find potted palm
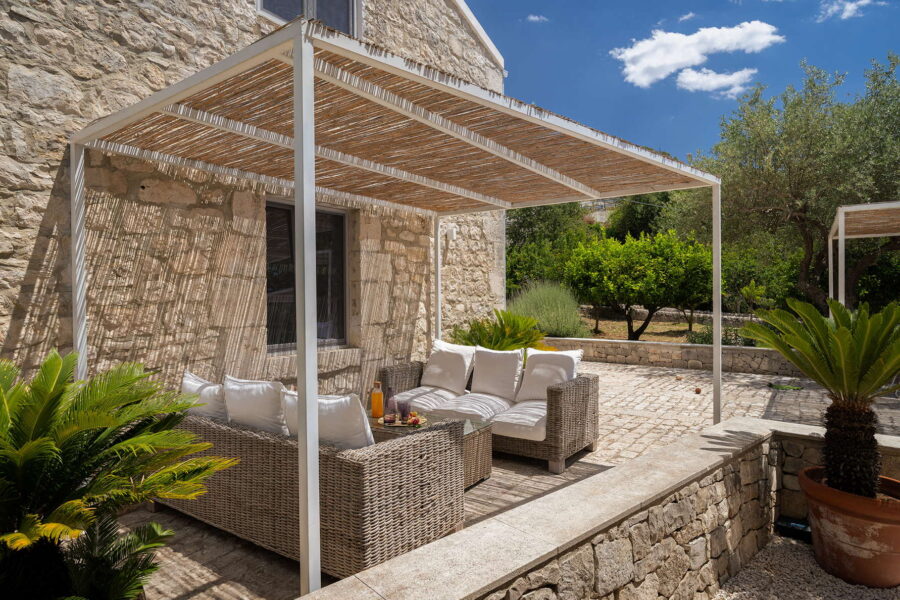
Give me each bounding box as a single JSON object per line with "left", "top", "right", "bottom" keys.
{"left": 0, "top": 350, "right": 236, "bottom": 599}
{"left": 741, "top": 299, "right": 900, "bottom": 587}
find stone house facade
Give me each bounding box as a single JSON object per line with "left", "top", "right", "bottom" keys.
{"left": 0, "top": 0, "right": 506, "bottom": 394}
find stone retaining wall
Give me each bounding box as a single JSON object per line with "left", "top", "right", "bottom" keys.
{"left": 479, "top": 444, "right": 773, "bottom": 600}
{"left": 546, "top": 337, "right": 802, "bottom": 377}
{"left": 306, "top": 419, "right": 900, "bottom": 600}
{"left": 627, "top": 308, "right": 753, "bottom": 329}
{"left": 773, "top": 432, "right": 900, "bottom": 521}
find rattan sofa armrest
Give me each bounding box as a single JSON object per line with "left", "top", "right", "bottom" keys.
{"left": 545, "top": 373, "right": 600, "bottom": 440}
{"left": 377, "top": 361, "right": 425, "bottom": 395}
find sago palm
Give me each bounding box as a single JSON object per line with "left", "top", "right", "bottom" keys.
{"left": 741, "top": 299, "right": 900, "bottom": 497}
{"left": 0, "top": 350, "right": 236, "bottom": 597}
{"left": 449, "top": 309, "right": 550, "bottom": 351}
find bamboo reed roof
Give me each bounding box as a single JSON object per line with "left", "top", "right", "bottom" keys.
{"left": 831, "top": 202, "right": 900, "bottom": 239}
{"left": 77, "top": 19, "right": 718, "bottom": 215}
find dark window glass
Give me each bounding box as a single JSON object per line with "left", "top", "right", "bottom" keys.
{"left": 316, "top": 0, "right": 352, "bottom": 34}
{"left": 261, "top": 0, "right": 303, "bottom": 21}
{"left": 260, "top": 0, "right": 353, "bottom": 34}
{"left": 266, "top": 205, "right": 346, "bottom": 346}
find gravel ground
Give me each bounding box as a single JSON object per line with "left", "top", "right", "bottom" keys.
{"left": 714, "top": 537, "right": 900, "bottom": 600}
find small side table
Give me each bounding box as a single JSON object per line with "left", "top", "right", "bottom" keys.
{"left": 368, "top": 412, "right": 492, "bottom": 488}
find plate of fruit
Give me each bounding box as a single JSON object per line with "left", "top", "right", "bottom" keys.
{"left": 378, "top": 412, "right": 427, "bottom": 427}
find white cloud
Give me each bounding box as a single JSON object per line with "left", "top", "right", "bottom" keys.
{"left": 609, "top": 21, "right": 785, "bottom": 88}
{"left": 526, "top": 14, "right": 549, "bottom": 23}
{"left": 676, "top": 67, "right": 758, "bottom": 98}
{"left": 817, "top": 0, "right": 886, "bottom": 21}
{"left": 678, "top": 12, "right": 697, "bottom": 22}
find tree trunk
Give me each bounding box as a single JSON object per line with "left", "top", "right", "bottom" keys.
{"left": 592, "top": 304, "right": 602, "bottom": 334}
{"left": 823, "top": 403, "right": 881, "bottom": 498}
{"left": 681, "top": 308, "right": 695, "bottom": 332}
{"left": 628, "top": 307, "right": 657, "bottom": 340}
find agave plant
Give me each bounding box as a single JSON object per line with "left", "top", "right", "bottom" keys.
{"left": 741, "top": 299, "right": 900, "bottom": 497}
{"left": 0, "top": 350, "right": 236, "bottom": 597}
{"left": 448, "top": 309, "right": 550, "bottom": 351}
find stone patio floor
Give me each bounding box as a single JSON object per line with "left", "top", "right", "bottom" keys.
{"left": 123, "top": 362, "right": 900, "bottom": 600}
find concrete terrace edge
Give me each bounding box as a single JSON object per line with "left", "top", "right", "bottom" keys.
{"left": 300, "top": 418, "right": 899, "bottom": 599}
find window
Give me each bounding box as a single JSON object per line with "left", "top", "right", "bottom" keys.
{"left": 258, "top": 0, "right": 357, "bottom": 36}
{"left": 265, "top": 204, "right": 347, "bottom": 347}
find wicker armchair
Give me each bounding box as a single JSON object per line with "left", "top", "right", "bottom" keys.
{"left": 379, "top": 361, "right": 600, "bottom": 474}
{"left": 160, "top": 415, "right": 465, "bottom": 579}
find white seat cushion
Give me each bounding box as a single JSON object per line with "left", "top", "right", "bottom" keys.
{"left": 420, "top": 340, "right": 476, "bottom": 396}
{"left": 282, "top": 390, "right": 374, "bottom": 449}
{"left": 515, "top": 348, "right": 583, "bottom": 402}
{"left": 470, "top": 347, "right": 523, "bottom": 401}
{"left": 181, "top": 371, "right": 227, "bottom": 420}
{"left": 224, "top": 376, "right": 288, "bottom": 435}
{"left": 491, "top": 400, "right": 547, "bottom": 441}
{"left": 393, "top": 386, "right": 457, "bottom": 413}
{"left": 430, "top": 392, "right": 512, "bottom": 422}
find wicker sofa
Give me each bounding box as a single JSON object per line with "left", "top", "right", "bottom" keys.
{"left": 160, "top": 415, "right": 465, "bottom": 579}
{"left": 379, "top": 361, "right": 600, "bottom": 473}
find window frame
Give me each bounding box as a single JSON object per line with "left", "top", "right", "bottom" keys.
{"left": 264, "top": 199, "right": 350, "bottom": 352}
{"left": 256, "top": 0, "right": 363, "bottom": 38}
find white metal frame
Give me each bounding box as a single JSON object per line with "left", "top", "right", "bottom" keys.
{"left": 67, "top": 19, "right": 726, "bottom": 595}
{"left": 827, "top": 201, "right": 900, "bottom": 307}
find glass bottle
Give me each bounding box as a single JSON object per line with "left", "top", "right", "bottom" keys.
{"left": 370, "top": 381, "right": 384, "bottom": 419}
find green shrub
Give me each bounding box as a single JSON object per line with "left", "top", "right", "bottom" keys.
{"left": 686, "top": 324, "right": 755, "bottom": 346}
{"left": 0, "top": 350, "right": 236, "bottom": 598}
{"left": 448, "top": 309, "right": 549, "bottom": 350}
{"left": 508, "top": 282, "right": 590, "bottom": 338}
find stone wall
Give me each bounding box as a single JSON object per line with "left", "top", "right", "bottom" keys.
{"left": 0, "top": 0, "right": 506, "bottom": 389}
{"left": 304, "top": 418, "right": 815, "bottom": 600}
{"left": 772, "top": 432, "right": 900, "bottom": 521}
{"left": 547, "top": 337, "right": 803, "bottom": 377}
{"left": 478, "top": 445, "right": 773, "bottom": 600}
{"left": 626, "top": 307, "right": 753, "bottom": 329}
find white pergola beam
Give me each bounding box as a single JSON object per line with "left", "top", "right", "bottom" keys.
{"left": 307, "top": 23, "right": 719, "bottom": 187}
{"left": 293, "top": 29, "right": 321, "bottom": 595}
{"left": 161, "top": 103, "right": 509, "bottom": 209}
{"left": 439, "top": 181, "right": 711, "bottom": 216}
{"left": 86, "top": 139, "right": 436, "bottom": 217}
{"left": 314, "top": 59, "right": 601, "bottom": 200}
{"left": 70, "top": 143, "right": 89, "bottom": 380}
{"left": 72, "top": 22, "right": 300, "bottom": 144}
{"left": 711, "top": 183, "right": 723, "bottom": 425}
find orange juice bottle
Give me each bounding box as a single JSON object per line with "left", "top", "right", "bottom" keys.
{"left": 370, "top": 381, "right": 384, "bottom": 418}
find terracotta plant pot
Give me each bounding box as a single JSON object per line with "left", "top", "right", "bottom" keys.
{"left": 799, "top": 466, "right": 900, "bottom": 588}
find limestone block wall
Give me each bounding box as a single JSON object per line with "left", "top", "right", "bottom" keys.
{"left": 0, "top": 0, "right": 507, "bottom": 387}
{"left": 478, "top": 445, "right": 773, "bottom": 600}
{"left": 772, "top": 432, "right": 900, "bottom": 521}
{"left": 547, "top": 337, "right": 803, "bottom": 377}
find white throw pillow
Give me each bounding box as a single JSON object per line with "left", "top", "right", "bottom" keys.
{"left": 223, "top": 376, "right": 288, "bottom": 435}
{"left": 470, "top": 347, "right": 524, "bottom": 401}
{"left": 181, "top": 371, "right": 227, "bottom": 420}
{"left": 420, "top": 339, "right": 476, "bottom": 396}
{"left": 515, "top": 348, "right": 583, "bottom": 402}
{"left": 282, "top": 390, "right": 374, "bottom": 450}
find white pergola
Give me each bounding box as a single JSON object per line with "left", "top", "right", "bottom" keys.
{"left": 69, "top": 19, "right": 722, "bottom": 594}
{"left": 828, "top": 201, "right": 900, "bottom": 305}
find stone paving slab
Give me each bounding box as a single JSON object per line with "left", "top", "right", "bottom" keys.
{"left": 124, "top": 362, "right": 899, "bottom": 599}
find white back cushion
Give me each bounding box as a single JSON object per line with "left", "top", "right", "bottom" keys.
{"left": 420, "top": 339, "right": 476, "bottom": 395}
{"left": 515, "top": 348, "right": 583, "bottom": 402}
{"left": 182, "top": 371, "right": 227, "bottom": 420}
{"left": 470, "top": 347, "right": 524, "bottom": 401}
{"left": 224, "top": 376, "right": 288, "bottom": 435}
{"left": 282, "top": 390, "right": 374, "bottom": 449}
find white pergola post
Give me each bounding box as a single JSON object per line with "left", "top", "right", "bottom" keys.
{"left": 711, "top": 184, "right": 723, "bottom": 424}
{"left": 434, "top": 216, "right": 442, "bottom": 341}
{"left": 292, "top": 26, "right": 321, "bottom": 595}
{"left": 828, "top": 235, "right": 834, "bottom": 302}
{"left": 837, "top": 209, "right": 846, "bottom": 306}
{"left": 70, "top": 143, "right": 89, "bottom": 380}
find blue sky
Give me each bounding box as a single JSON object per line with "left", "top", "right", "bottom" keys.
{"left": 466, "top": 0, "right": 898, "bottom": 161}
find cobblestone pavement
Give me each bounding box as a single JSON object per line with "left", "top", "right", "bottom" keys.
{"left": 127, "top": 363, "right": 900, "bottom": 599}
